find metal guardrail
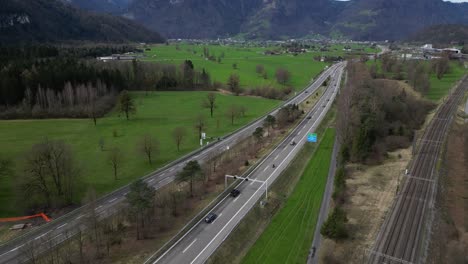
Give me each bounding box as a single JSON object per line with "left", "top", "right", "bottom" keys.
{"left": 143, "top": 64, "right": 344, "bottom": 264}
{"left": 0, "top": 63, "right": 339, "bottom": 254}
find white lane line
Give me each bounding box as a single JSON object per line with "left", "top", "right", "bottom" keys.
{"left": 183, "top": 239, "right": 197, "bottom": 254}
{"left": 148, "top": 65, "right": 341, "bottom": 264}
{"left": 0, "top": 244, "right": 23, "bottom": 257}
{"left": 97, "top": 205, "right": 103, "bottom": 209}
{"left": 169, "top": 168, "right": 174, "bottom": 172}
{"left": 109, "top": 198, "right": 117, "bottom": 203}
{"left": 233, "top": 196, "right": 240, "bottom": 203}
{"left": 148, "top": 178, "right": 155, "bottom": 183}
{"left": 249, "top": 180, "right": 255, "bottom": 186}
{"left": 218, "top": 213, "right": 223, "bottom": 218}
{"left": 263, "top": 167, "right": 268, "bottom": 172}
{"left": 57, "top": 223, "right": 67, "bottom": 229}
{"left": 274, "top": 155, "right": 279, "bottom": 160}
{"left": 190, "top": 72, "right": 337, "bottom": 264}
{"left": 76, "top": 214, "right": 84, "bottom": 220}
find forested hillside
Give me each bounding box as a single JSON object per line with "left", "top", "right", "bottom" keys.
{"left": 0, "top": 0, "right": 164, "bottom": 44}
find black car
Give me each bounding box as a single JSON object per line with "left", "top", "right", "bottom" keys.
{"left": 205, "top": 212, "right": 217, "bottom": 223}
{"left": 230, "top": 189, "right": 241, "bottom": 197}
{"left": 307, "top": 116, "right": 312, "bottom": 119}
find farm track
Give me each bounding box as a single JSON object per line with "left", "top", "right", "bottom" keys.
{"left": 368, "top": 76, "right": 467, "bottom": 264}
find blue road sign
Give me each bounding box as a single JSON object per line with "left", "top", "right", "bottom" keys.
{"left": 307, "top": 133, "right": 317, "bottom": 143}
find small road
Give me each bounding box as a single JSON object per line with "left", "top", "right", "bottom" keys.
{"left": 368, "top": 76, "right": 467, "bottom": 264}
{"left": 146, "top": 64, "right": 345, "bottom": 264}
{"left": 307, "top": 138, "right": 340, "bottom": 264}
{"left": 0, "top": 63, "right": 344, "bottom": 264}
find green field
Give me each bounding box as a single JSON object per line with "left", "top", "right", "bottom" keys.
{"left": 242, "top": 128, "right": 335, "bottom": 264}
{"left": 427, "top": 62, "right": 467, "bottom": 101}
{"left": 367, "top": 60, "right": 467, "bottom": 101}
{"left": 144, "top": 44, "right": 377, "bottom": 91}
{"left": 0, "top": 92, "right": 280, "bottom": 217}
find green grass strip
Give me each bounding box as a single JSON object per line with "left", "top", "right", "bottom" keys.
{"left": 242, "top": 128, "right": 335, "bottom": 264}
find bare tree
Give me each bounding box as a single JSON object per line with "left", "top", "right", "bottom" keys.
{"left": 172, "top": 127, "right": 187, "bottom": 152}
{"left": 275, "top": 68, "right": 291, "bottom": 85}
{"left": 194, "top": 114, "right": 207, "bottom": 140}
{"left": 108, "top": 147, "right": 124, "bottom": 180}
{"left": 202, "top": 92, "right": 217, "bottom": 117}
{"left": 226, "top": 105, "right": 241, "bottom": 125}
{"left": 138, "top": 134, "right": 159, "bottom": 165}
{"left": 83, "top": 188, "right": 101, "bottom": 257}
{"left": 23, "top": 139, "right": 78, "bottom": 207}
{"left": 227, "top": 73, "right": 241, "bottom": 95}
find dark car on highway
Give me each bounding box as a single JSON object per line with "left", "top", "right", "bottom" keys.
{"left": 205, "top": 212, "right": 217, "bottom": 223}
{"left": 230, "top": 189, "right": 240, "bottom": 197}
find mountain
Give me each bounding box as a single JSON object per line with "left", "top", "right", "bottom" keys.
{"left": 333, "top": 0, "right": 468, "bottom": 41}
{"left": 66, "top": 0, "right": 468, "bottom": 40}
{"left": 408, "top": 24, "right": 468, "bottom": 45}
{"left": 66, "top": 0, "right": 133, "bottom": 13}
{"left": 0, "top": 0, "right": 164, "bottom": 44}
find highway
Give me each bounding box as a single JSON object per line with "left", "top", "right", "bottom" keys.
{"left": 146, "top": 63, "right": 345, "bottom": 264}
{"left": 0, "top": 63, "right": 344, "bottom": 264}
{"left": 368, "top": 76, "right": 467, "bottom": 264}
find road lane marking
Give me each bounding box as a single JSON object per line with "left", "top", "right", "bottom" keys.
{"left": 183, "top": 239, "right": 197, "bottom": 254}
{"left": 97, "top": 205, "right": 103, "bottom": 209}
{"left": 147, "top": 65, "right": 342, "bottom": 264}
{"left": 274, "top": 155, "right": 279, "bottom": 160}
{"left": 76, "top": 214, "right": 84, "bottom": 219}
{"left": 249, "top": 180, "right": 255, "bottom": 185}
{"left": 233, "top": 196, "right": 240, "bottom": 203}
{"left": 148, "top": 178, "right": 155, "bottom": 183}
{"left": 57, "top": 223, "right": 67, "bottom": 229}
{"left": 190, "top": 75, "right": 338, "bottom": 264}
{"left": 109, "top": 198, "right": 117, "bottom": 203}
{"left": 263, "top": 167, "right": 268, "bottom": 172}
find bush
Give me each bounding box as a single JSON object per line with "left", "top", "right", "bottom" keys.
{"left": 332, "top": 166, "right": 346, "bottom": 202}
{"left": 321, "top": 206, "right": 348, "bottom": 240}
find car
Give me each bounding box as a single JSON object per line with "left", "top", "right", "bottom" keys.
{"left": 305, "top": 90, "right": 308, "bottom": 93}
{"left": 327, "top": 99, "right": 330, "bottom": 102}
{"left": 230, "top": 189, "right": 240, "bottom": 197}
{"left": 290, "top": 141, "right": 296, "bottom": 146}
{"left": 205, "top": 212, "right": 217, "bottom": 223}
{"left": 322, "top": 105, "right": 326, "bottom": 108}
{"left": 307, "top": 116, "right": 312, "bottom": 119}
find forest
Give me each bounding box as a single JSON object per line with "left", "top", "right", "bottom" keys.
{"left": 0, "top": 45, "right": 214, "bottom": 119}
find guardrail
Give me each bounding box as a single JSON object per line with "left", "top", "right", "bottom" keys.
{"left": 143, "top": 64, "right": 344, "bottom": 264}
{"left": 0, "top": 63, "right": 340, "bottom": 253}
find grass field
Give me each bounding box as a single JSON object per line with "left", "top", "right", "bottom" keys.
{"left": 367, "top": 60, "right": 467, "bottom": 101}
{"left": 427, "top": 62, "right": 467, "bottom": 101}
{"left": 0, "top": 92, "right": 280, "bottom": 217}
{"left": 242, "top": 128, "right": 335, "bottom": 264}
{"left": 144, "top": 44, "right": 377, "bottom": 91}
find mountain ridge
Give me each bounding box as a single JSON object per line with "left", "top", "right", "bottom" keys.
{"left": 0, "top": 0, "right": 164, "bottom": 44}
{"left": 68, "top": 0, "right": 468, "bottom": 41}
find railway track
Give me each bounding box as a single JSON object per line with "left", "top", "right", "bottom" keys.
{"left": 368, "top": 76, "right": 467, "bottom": 264}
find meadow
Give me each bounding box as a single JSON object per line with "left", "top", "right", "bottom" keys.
{"left": 0, "top": 92, "right": 279, "bottom": 217}
{"left": 367, "top": 59, "right": 467, "bottom": 101}
{"left": 242, "top": 128, "right": 335, "bottom": 264}
{"left": 144, "top": 43, "right": 377, "bottom": 91}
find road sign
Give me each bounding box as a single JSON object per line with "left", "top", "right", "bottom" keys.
{"left": 202, "top": 132, "right": 206, "bottom": 139}
{"left": 307, "top": 133, "right": 317, "bottom": 143}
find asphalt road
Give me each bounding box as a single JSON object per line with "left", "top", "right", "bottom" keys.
{"left": 0, "top": 63, "right": 344, "bottom": 264}
{"left": 368, "top": 76, "right": 467, "bottom": 264}
{"left": 148, "top": 64, "right": 345, "bottom": 264}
